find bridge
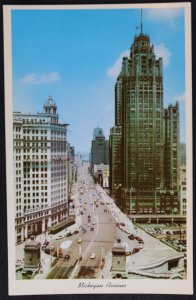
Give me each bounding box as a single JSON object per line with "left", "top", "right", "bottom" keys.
{"left": 129, "top": 214, "right": 186, "bottom": 224}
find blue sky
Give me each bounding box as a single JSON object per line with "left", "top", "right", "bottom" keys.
{"left": 11, "top": 7, "right": 185, "bottom": 153}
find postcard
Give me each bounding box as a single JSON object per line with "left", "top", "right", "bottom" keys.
{"left": 3, "top": 2, "right": 193, "bottom": 295}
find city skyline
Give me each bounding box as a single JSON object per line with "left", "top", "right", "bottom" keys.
{"left": 12, "top": 7, "right": 185, "bottom": 153}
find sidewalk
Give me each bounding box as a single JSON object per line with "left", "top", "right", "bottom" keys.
{"left": 15, "top": 183, "right": 82, "bottom": 279}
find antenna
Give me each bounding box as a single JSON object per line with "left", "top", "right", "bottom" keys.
{"left": 141, "top": 8, "right": 143, "bottom": 34}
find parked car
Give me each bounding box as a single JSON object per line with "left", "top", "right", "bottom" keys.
{"left": 77, "top": 238, "right": 82, "bottom": 243}
{"left": 132, "top": 248, "right": 140, "bottom": 254}
{"left": 128, "top": 234, "right": 134, "bottom": 240}
{"left": 91, "top": 221, "right": 96, "bottom": 225}
{"left": 90, "top": 227, "right": 94, "bottom": 231}
{"left": 139, "top": 243, "right": 144, "bottom": 249}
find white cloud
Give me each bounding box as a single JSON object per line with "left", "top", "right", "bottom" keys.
{"left": 145, "top": 8, "right": 183, "bottom": 23}
{"left": 107, "top": 50, "right": 129, "bottom": 78}
{"left": 173, "top": 92, "right": 186, "bottom": 102}
{"left": 154, "top": 44, "right": 171, "bottom": 67}
{"left": 20, "top": 72, "right": 60, "bottom": 84}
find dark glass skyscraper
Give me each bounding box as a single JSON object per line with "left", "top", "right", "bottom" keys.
{"left": 91, "top": 127, "right": 109, "bottom": 167}
{"left": 110, "top": 28, "right": 179, "bottom": 214}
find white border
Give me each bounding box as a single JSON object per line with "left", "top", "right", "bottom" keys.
{"left": 3, "top": 2, "right": 193, "bottom": 295}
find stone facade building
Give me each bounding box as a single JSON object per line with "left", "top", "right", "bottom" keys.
{"left": 13, "top": 97, "right": 70, "bottom": 243}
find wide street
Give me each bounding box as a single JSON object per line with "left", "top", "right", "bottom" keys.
{"left": 16, "top": 161, "right": 183, "bottom": 280}
{"left": 47, "top": 162, "right": 120, "bottom": 279}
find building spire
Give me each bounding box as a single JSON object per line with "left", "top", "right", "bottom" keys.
{"left": 141, "top": 8, "right": 143, "bottom": 34}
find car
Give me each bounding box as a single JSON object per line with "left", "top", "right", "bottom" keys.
{"left": 90, "top": 253, "right": 96, "bottom": 259}
{"left": 120, "top": 222, "right": 125, "bottom": 226}
{"left": 53, "top": 249, "right": 63, "bottom": 258}
{"left": 64, "top": 254, "right": 70, "bottom": 261}
{"left": 132, "top": 248, "right": 140, "bottom": 254}
{"left": 128, "top": 234, "right": 134, "bottom": 240}
{"left": 91, "top": 221, "right": 96, "bottom": 225}
{"left": 87, "top": 223, "right": 91, "bottom": 227}
{"left": 104, "top": 209, "right": 107, "bottom": 213}
{"left": 73, "top": 230, "right": 79, "bottom": 234}
{"left": 56, "top": 235, "right": 63, "bottom": 240}
{"left": 139, "top": 243, "right": 144, "bottom": 249}
{"left": 77, "top": 238, "right": 82, "bottom": 243}
{"left": 66, "top": 232, "right": 72, "bottom": 237}
{"left": 90, "top": 227, "right": 94, "bottom": 231}
{"left": 117, "top": 238, "right": 121, "bottom": 243}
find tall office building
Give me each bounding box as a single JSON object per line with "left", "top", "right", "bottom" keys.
{"left": 14, "top": 96, "right": 69, "bottom": 243}
{"left": 91, "top": 127, "right": 109, "bottom": 166}
{"left": 109, "top": 22, "right": 180, "bottom": 214}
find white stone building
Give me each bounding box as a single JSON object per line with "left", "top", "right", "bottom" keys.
{"left": 14, "top": 97, "right": 69, "bottom": 243}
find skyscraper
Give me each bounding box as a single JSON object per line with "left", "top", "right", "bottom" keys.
{"left": 110, "top": 19, "right": 179, "bottom": 214}
{"left": 91, "top": 127, "right": 109, "bottom": 167}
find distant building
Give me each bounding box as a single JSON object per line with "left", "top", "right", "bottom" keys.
{"left": 13, "top": 96, "right": 69, "bottom": 243}
{"left": 93, "top": 164, "right": 109, "bottom": 188}
{"left": 91, "top": 127, "right": 109, "bottom": 168}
